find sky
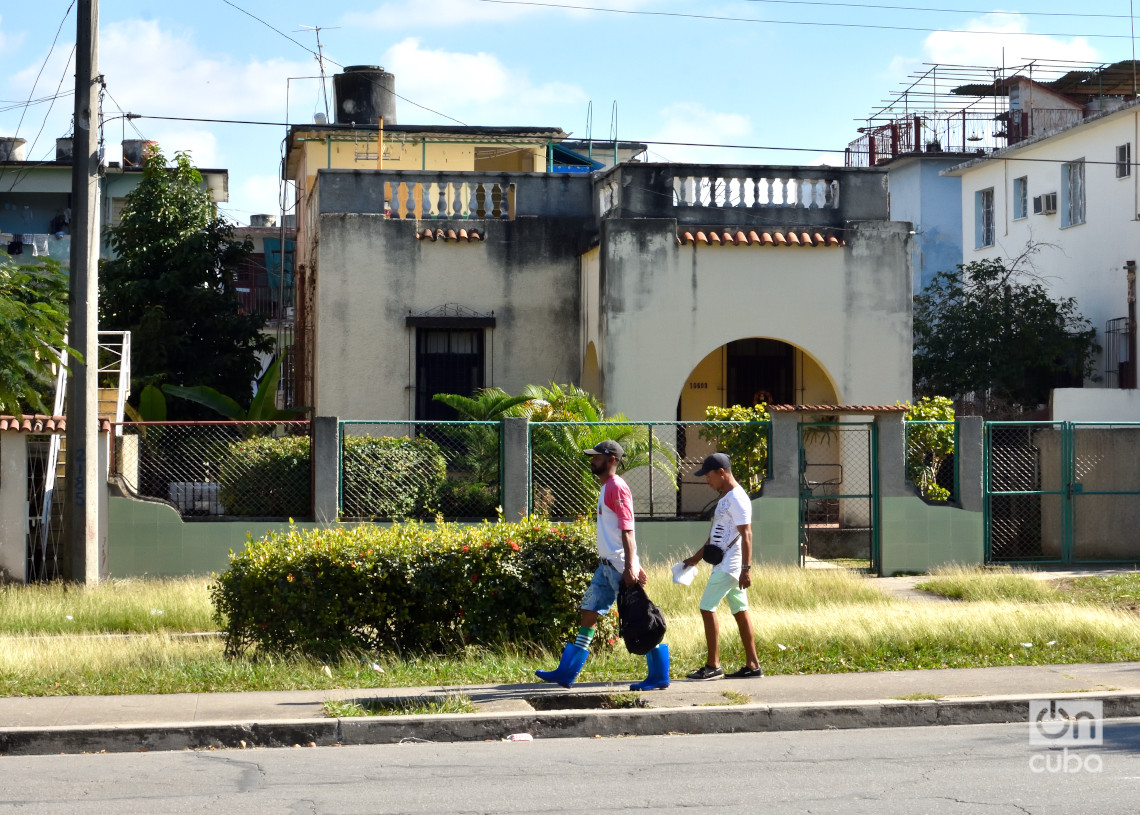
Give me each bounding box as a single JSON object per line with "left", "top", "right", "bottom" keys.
{"left": 0, "top": 1, "right": 1129, "bottom": 224}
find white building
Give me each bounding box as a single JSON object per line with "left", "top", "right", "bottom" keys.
{"left": 945, "top": 94, "right": 1140, "bottom": 420}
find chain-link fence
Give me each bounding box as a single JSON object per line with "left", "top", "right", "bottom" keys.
{"left": 339, "top": 421, "right": 502, "bottom": 521}
{"left": 904, "top": 420, "right": 957, "bottom": 503}
{"left": 529, "top": 421, "right": 771, "bottom": 520}
{"left": 111, "top": 421, "right": 312, "bottom": 519}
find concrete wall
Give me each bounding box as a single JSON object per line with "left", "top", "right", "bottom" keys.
{"left": 311, "top": 212, "right": 588, "bottom": 419}
{"left": 0, "top": 433, "right": 27, "bottom": 582}
{"left": 886, "top": 155, "right": 965, "bottom": 292}
{"left": 1052, "top": 388, "right": 1140, "bottom": 421}
{"left": 598, "top": 219, "right": 913, "bottom": 420}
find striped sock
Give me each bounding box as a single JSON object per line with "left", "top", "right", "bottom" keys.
{"left": 574, "top": 626, "right": 595, "bottom": 649}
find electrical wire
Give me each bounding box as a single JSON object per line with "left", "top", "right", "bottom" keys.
{"left": 739, "top": 0, "right": 1132, "bottom": 20}
{"left": 0, "top": 0, "right": 77, "bottom": 188}
{"left": 218, "top": 0, "right": 469, "bottom": 125}
{"left": 472, "top": 0, "right": 1132, "bottom": 39}
{"left": 3, "top": 44, "right": 77, "bottom": 193}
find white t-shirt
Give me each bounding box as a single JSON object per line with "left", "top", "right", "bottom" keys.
{"left": 708, "top": 484, "right": 751, "bottom": 577}
{"left": 596, "top": 474, "right": 640, "bottom": 573}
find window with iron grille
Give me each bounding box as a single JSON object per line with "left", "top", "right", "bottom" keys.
{"left": 1062, "top": 160, "right": 1085, "bottom": 227}
{"left": 975, "top": 187, "right": 995, "bottom": 248}
{"left": 1013, "top": 176, "right": 1028, "bottom": 220}
{"left": 415, "top": 328, "right": 485, "bottom": 420}
{"left": 1117, "top": 143, "right": 1132, "bottom": 179}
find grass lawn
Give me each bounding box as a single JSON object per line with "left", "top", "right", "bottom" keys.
{"left": 1, "top": 565, "right": 1139, "bottom": 697}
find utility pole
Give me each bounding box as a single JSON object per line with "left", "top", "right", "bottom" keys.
{"left": 66, "top": 0, "right": 102, "bottom": 583}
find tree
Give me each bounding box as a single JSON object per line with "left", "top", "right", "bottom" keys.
{"left": 99, "top": 146, "right": 272, "bottom": 418}
{"left": 0, "top": 256, "right": 77, "bottom": 416}
{"left": 914, "top": 256, "right": 1099, "bottom": 416}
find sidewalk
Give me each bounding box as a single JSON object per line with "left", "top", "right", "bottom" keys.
{"left": 3, "top": 661, "right": 1139, "bottom": 756}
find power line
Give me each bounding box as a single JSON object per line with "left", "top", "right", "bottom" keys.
{"left": 739, "top": 0, "right": 1132, "bottom": 20}
{"left": 473, "top": 0, "right": 1132, "bottom": 39}
{"left": 1, "top": 0, "right": 77, "bottom": 177}
{"left": 218, "top": 0, "right": 469, "bottom": 126}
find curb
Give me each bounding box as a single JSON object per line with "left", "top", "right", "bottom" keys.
{"left": 3, "top": 691, "right": 1139, "bottom": 756}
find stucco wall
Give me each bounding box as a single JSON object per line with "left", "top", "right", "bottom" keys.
{"left": 598, "top": 219, "right": 913, "bottom": 419}
{"left": 887, "top": 155, "right": 964, "bottom": 292}
{"left": 312, "top": 214, "right": 587, "bottom": 418}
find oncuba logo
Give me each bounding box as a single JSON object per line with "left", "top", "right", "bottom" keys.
{"left": 1029, "top": 700, "right": 1103, "bottom": 746}
{"left": 1029, "top": 700, "right": 1104, "bottom": 774}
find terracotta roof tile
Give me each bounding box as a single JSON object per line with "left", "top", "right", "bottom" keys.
{"left": 675, "top": 228, "right": 846, "bottom": 248}
{"left": 0, "top": 415, "right": 113, "bottom": 433}
{"left": 416, "top": 226, "right": 482, "bottom": 242}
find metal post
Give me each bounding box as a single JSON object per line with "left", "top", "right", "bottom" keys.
{"left": 65, "top": 0, "right": 102, "bottom": 583}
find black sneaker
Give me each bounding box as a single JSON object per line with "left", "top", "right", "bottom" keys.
{"left": 686, "top": 664, "right": 724, "bottom": 681}
{"left": 727, "top": 665, "right": 764, "bottom": 678}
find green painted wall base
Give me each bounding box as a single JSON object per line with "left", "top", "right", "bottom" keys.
{"left": 879, "top": 496, "right": 983, "bottom": 576}
{"left": 108, "top": 494, "right": 983, "bottom": 579}
{"left": 107, "top": 497, "right": 323, "bottom": 577}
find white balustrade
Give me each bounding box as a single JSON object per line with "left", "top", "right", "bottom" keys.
{"left": 670, "top": 170, "right": 840, "bottom": 210}
{"left": 380, "top": 177, "right": 516, "bottom": 220}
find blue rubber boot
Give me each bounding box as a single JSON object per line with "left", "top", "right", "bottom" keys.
{"left": 536, "top": 643, "right": 589, "bottom": 688}
{"left": 629, "top": 643, "right": 670, "bottom": 691}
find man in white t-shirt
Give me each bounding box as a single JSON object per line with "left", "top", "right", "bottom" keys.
{"left": 681, "top": 452, "right": 762, "bottom": 680}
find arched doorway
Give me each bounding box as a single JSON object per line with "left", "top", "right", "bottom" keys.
{"left": 678, "top": 338, "right": 838, "bottom": 420}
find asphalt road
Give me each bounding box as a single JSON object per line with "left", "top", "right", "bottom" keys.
{"left": 3, "top": 718, "right": 1139, "bottom": 814}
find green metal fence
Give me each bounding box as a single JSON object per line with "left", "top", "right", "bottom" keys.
{"left": 798, "top": 421, "right": 878, "bottom": 573}
{"left": 339, "top": 420, "right": 502, "bottom": 521}
{"left": 984, "top": 422, "right": 1140, "bottom": 564}
{"left": 528, "top": 421, "right": 771, "bottom": 519}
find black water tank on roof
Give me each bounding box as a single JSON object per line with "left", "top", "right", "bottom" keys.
{"left": 333, "top": 66, "right": 397, "bottom": 126}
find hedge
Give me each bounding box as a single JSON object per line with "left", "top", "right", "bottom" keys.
{"left": 218, "top": 435, "right": 311, "bottom": 517}
{"left": 211, "top": 517, "right": 600, "bottom": 659}
{"left": 341, "top": 435, "right": 447, "bottom": 519}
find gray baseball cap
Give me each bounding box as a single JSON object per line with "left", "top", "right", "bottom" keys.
{"left": 583, "top": 440, "right": 624, "bottom": 458}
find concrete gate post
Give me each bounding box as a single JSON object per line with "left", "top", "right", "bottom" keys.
{"left": 501, "top": 417, "right": 530, "bottom": 522}
{"left": 956, "top": 416, "right": 984, "bottom": 513}
{"left": 0, "top": 433, "right": 28, "bottom": 582}
{"left": 312, "top": 416, "right": 340, "bottom": 524}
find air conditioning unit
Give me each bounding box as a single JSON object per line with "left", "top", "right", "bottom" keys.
{"left": 1033, "top": 193, "right": 1058, "bottom": 215}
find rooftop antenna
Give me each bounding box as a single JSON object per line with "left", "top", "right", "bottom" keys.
{"left": 297, "top": 24, "right": 340, "bottom": 122}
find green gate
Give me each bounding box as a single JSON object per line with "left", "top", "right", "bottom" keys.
{"left": 985, "top": 422, "right": 1140, "bottom": 564}
{"left": 797, "top": 421, "right": 879, "bottom": 574}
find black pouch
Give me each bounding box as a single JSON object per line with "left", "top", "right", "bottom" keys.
{"left": 701, "top": 545, "right": 725, "bottom": 565}
{"left": 701, "top": 534, "right": 739, "bottom": 566}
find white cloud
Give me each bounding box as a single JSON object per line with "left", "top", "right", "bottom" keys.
{"left": 228, "top": 174, "right": 287, "bottom": 220}
{"left": 98, "top": 20, "right": 314, "bottom": 120}
{"left": 343, "top": 0, "right": 657, "bottom": 29}
{"left": 380, "top": 38, "right": 586, "bottom": 125}
{"left": 0, "top": 18, "right": 24, "bottom": 53}
{"left": 644, "top": 102, "right": 754, "bottom": 164}
{"left": 923, "top": 13, "right": 1099, "bottom": 71}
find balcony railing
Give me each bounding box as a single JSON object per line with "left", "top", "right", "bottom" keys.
{"left": 595, "top": 163, "right": 887, "bottom": 226}
{"left": 846, "top": 108, "right": 1088, "bottom": 167}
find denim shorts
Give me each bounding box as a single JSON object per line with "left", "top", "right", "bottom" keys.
{"left": 580, "top": 562, "right": 622, "bottom": 614}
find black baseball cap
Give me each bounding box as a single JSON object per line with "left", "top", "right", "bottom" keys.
{"left": 694, "top": 452, "right": 732, "bottom": 476}
{"left": 583, "top": 440, "right": 624, "bottom": 458}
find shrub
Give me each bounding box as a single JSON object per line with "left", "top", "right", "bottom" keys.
{"left": 902, "top": 396, "right": 955, "bottom": 502}
{"left": 218, "top": 435, "right": 311, "bottom": 517}
{"left": 439, "top": 479, "right": 500, "bottom": 518}
{"left": 699, "top": 404, "right": 771, "bottom": 494}
{"left": 211, "top": 517, "right": 599, "bottom": 659}
{"left": 341, "top": 435, "right": 447, "bottom": 519}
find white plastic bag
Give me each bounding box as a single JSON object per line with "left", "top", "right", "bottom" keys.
{"left": 671, "top": 562, "right": 698, "bottom": 585}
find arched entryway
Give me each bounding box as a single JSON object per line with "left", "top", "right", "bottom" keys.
{"left": 677, "top": 338, "right": 838, "bottom": 420}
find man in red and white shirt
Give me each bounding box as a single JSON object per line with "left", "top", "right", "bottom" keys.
{"left": 536, "top": 439, "right": 649, "bottom": 688}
